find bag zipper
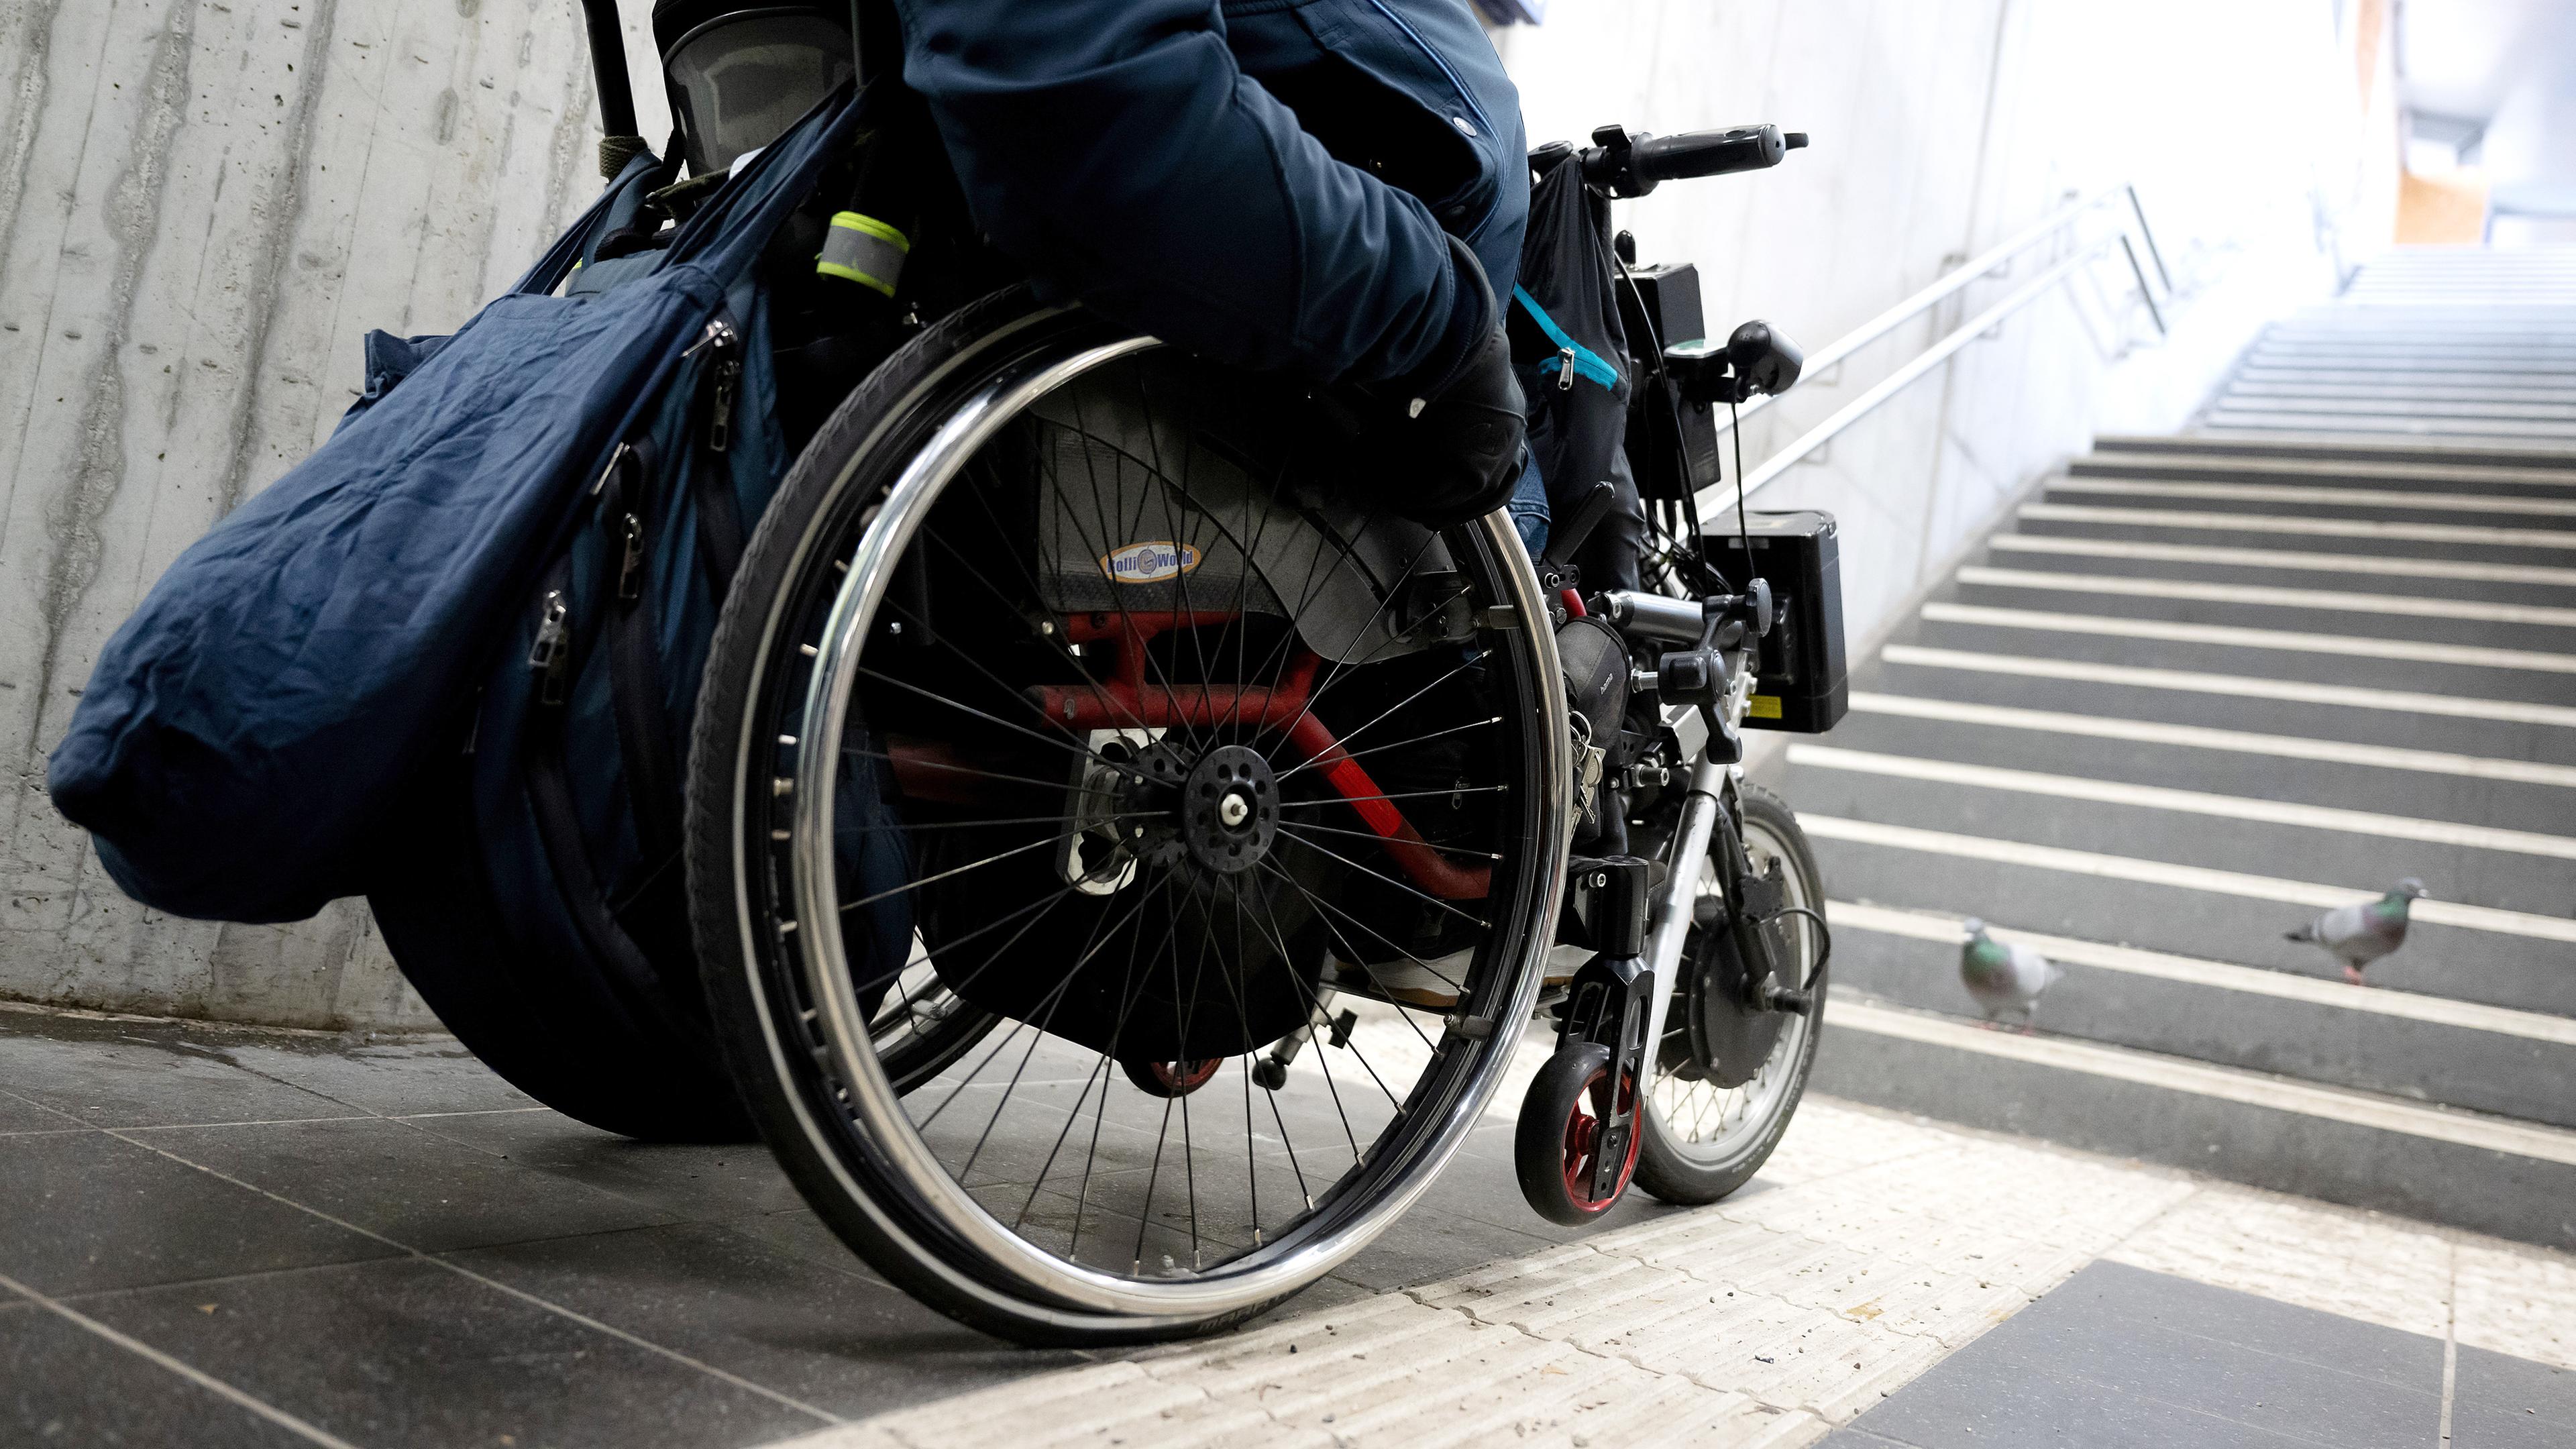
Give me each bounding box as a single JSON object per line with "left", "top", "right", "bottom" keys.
{"left": 529, "top": 590, "right": 572, "bottom": 706}
{"left": 686, "top": 317, "right": 743, "bottom": 455}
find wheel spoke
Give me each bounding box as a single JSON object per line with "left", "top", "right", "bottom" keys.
{"left": 1270, "top": 826, "right": 1491, "bottom": 930}
{"left": 1273, "top": 647, "right": 1492, "bottom": 781}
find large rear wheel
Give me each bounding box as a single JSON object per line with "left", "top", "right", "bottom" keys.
{"left": 688, "top": 290, "right": 1571, "bottom": 1344}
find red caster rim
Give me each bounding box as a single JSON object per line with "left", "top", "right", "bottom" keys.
{"left": 1515, "top": 1043, "right": 1643, "bottom": 1225}
{"left": 1121, "top": 1057, "right": 1223, "bottom": 1097}
{"left": 1560, "top": 1064, "right": 1642, "bottom": 1213}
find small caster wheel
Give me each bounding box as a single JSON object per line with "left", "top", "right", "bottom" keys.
{"left": 1514, "top": 1042, "right": 1642, "bottom": 1226}
{"left": 1121, "top": 1057, "right": 1222, "bottom": 1098}
{"left": 1251, "top": 1057, "right": 1288, "bottom": 1091}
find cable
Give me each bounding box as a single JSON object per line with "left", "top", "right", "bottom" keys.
{"left": 1727, "top": 392, "right": 1752, "bottom": 592}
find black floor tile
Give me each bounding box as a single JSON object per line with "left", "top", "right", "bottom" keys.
{"left": 449, "top": 1220, "right": 1087, "bottom": 1417}
{"left": 2451, "top": 1346, "right": 2576, "bottom": 1448}
{"left": 0, "top": 1030, "right": 352, "bottom": 1129}
{"left": 73, "top": 1255, "right": 830, "bottom": 1449}
{"left": 0, "top": 1132, "right": 392, "bottom": 1295}
{"left": 402, "top": 1108, "right": 808, "bottom": 1222}
{"left": 125, "top": 1117, "right": 680, "bottom": 1254}
{"left": 0, "top": 1301, "right": 314, "bottom": 1448}
{"left": 0, "top": 1087, "right": 74, "bottom": 1134}
{"left": 1328, "top": 1193, "right": 1558, "bottom": 1292}
{"left": 1843, "top": 1262, "right": 2444, "bottom": 1449}
{"left": 714, "top": 1209, "right": 890, "bottom": 1283}
{"left": 214, "top": 1036, "right": 538, "bottom": 1119}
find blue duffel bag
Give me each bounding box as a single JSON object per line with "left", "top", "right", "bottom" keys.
{"left": 51, "top": 87, "right": 865, "bottom": 1137}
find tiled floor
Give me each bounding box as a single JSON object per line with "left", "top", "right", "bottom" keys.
{"left": 9, "top": 1002, "right": 2576, "bottom": 1448}
{"left": 0, "top": 1005, "right": 1652, "bottom": 1446}
{"left": 1827, "top": 1263, "right": 2575, "bottom": 1449}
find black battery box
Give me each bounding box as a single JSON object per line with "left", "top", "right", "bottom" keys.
{"left": 1615, "top": 262, "right": 1723, "bottom": 500}
{"left": 1705, "top": 511, "right": 1847, "bottom": 733}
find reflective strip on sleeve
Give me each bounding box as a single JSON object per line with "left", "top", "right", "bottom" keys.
{"left": 818, "top": 211, "right": 910, "bottom": 296}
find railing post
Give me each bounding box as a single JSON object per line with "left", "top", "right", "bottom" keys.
{"left": 2118, "top": 233, "right": 2168, "bottom": 337}
{"left": 2125, "top": 184, "right": 2174, "bottom": 296}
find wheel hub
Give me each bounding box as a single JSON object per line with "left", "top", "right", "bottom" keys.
{"left": 1180, "top": 745, "right": 1277, "bottom": 875}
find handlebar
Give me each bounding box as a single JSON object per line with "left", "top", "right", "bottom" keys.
{"left": 1623, "top": 125, "right": 1807, "bottom": 187}
{"left": 1537, "top": 123, "right": 1808, "bottom": 199}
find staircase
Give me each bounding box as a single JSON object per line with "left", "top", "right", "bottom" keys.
{"left": 1772, "top": 248, "right": 2576, "bottom": 1250}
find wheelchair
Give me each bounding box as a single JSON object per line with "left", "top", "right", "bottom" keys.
{"left": 578, "top": 0, "right": 1839, "bottom": 1344}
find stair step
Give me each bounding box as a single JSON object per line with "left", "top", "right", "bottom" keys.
{"left": 1916, "top": 598, "right": 2576, "bottom": 679}
{"left": 1870, "top": 645, "right": 2576, "bottom": 763}
{"left": 1788, "top": 741, "right": 2576, "bottom": 864}
{"left": 1794, "top": 813, "right": 2576, "bottom": 1017}
{"left": 2090, "top": 432, "right": 2576, "bottom": 471}
{"left": 2015, "top": 502, "right": 2576, "bottom": 559}
{"left": 1823, "top": 902, "right": 2576, "bottom": 1128}
{"left": 2068, "top": 451, "right": 2576, "bottom": 494}
{"left": 1812, "top": 993, "right": 2576, "bottom": 1252}
{"left": 2047, "top": 476, "right": 2576, "bottom": 520}
{"left": 2202, "top": 413, "right": 2576, "bottom": 443}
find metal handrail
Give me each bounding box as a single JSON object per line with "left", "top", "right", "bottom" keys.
{"left": 1696, "top": 184, "right": 2169, "bottom": 514}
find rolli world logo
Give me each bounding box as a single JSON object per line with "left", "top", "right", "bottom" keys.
{"left": 1099, "top": 541, "right": 1201, "bottom": 585}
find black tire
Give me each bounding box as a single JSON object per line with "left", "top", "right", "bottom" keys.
{"left": 1513, "top": 1042, "right": 1638, "bottom": 1226}
{"left": 688, "top": 289, "right": 1572, "bottom": 1344}
{"left": 1631, "top": 782, "right": 1827, "bottom": 1205}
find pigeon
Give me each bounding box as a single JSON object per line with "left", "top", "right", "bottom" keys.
{"left": 2287, "top": 878, "right": 2428, "bottom": 985}
{"left": 1960, "top": 918, "right": 2062, "bottom": 1032}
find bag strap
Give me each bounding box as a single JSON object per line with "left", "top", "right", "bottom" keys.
{"left": 510, "top": 150, "right": 672, "bottom": 297}
{"left": 657, "top": 81, "right": 869, "bottom": 283}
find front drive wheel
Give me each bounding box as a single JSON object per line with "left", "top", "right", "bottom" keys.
{"left": 687, "top": 289, "right": 1572, "bottom": 1345}
{"left": 1633, "top": 782, "right": 1827, "bottom": 1205}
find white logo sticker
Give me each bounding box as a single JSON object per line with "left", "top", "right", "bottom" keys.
{"left": 1099, "top": 541, "right": 1201, "bottom": 585}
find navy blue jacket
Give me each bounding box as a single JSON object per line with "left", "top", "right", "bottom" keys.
{"left": 892, "top": 0, "right": 1525, "bottom": 386}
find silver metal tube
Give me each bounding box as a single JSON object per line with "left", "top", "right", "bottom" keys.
{"left": 2125, "top": 183, "right": 2174, "bottom": 296}
{"left": 2119, "top": 233, "right": 2167, "bottom": 336}
{"left": 1697, "top": 235, "right": 2119, "bottom": 513}
{"left": 1635, "top": 755, "right": 1727, "bottom": 1083}
{"left": 1601, "top": 590, "right": 1707, "bottom": 642}
{"left": 1709, "top": 186, "right": 2127, "bottom": 439}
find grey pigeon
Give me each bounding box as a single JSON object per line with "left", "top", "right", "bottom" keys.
{"left": 2287, "top": 878, "right": 2428, "bottom": 985}
{"left": 1960, "top": 918, "right": 2062, "bottom": 1032}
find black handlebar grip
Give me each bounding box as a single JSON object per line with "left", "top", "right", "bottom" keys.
{"left": 1631, "top": 125, "right": 1786, "bottom": 184}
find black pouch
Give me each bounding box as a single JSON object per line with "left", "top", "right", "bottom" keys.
{"left": 1509, "top": 151, "right": 1631, "bottom": 515}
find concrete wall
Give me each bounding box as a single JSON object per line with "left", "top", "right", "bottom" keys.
{"left": 0, "top": 0, "right": 624, "bottom": 1029}
{"left": 0, "top": 1, "right": 2369, "bottom": 1030}
{"left": 1496, "top": 0, "right": 2369, "bottom": 659}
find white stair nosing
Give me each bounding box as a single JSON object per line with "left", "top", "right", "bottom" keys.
{"left": 1786, "top": 743, "right": 2576, "bottom": 860}
{"left": 1984, "top": 533, "right": 2576, "bottom": 587}
{"left": 2017, "top": 503, "right": 2576, "bottom": 550}
{"left": 1919, "top": 601, "right": 2576, "bottom": 674}
{"left": 1799, "top": 814, "right": 2576, "bottom": 945}
{"left": 2050, "top": 477, "right": 2576, "bottom": 518}
{"left": 1953, "top": 566, "right": 2576, "bottom": 627}
{"left": 1876, "top": 644, "right": 2576, "bottom": 730}
{"left": 1846, "top": 689, "right": 2576, "bottom": 787}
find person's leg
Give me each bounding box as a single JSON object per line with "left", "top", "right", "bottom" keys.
{"left": 1506, "top": 452, "right": 1548, "bottom": 556}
